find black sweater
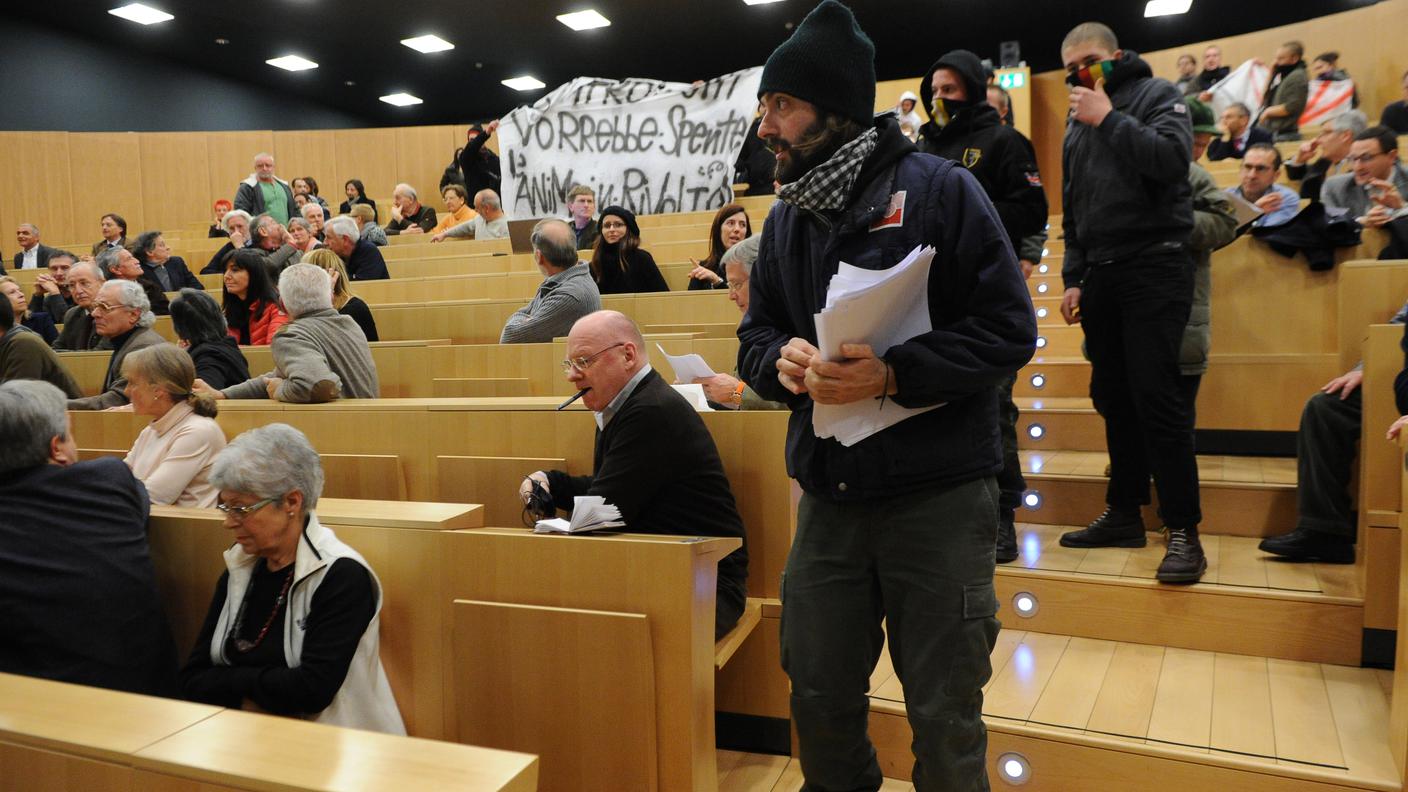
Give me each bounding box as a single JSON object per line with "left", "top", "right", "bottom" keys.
{"left": 188, "top": 336, "right": 251, "bottom": 391}
{"left": 592, "top": 247, "right": 669, "bottom": 295}
{"left": 339, "top": 296, "right": 380, "bottom": 342}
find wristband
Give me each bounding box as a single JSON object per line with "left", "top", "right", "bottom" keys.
{"left": 731, "top": 381, "right": 746, "bottom": 405}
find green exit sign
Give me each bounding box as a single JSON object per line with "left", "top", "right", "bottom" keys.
{"left": 998, "top": 72, "right": 1026, "bottom": 90}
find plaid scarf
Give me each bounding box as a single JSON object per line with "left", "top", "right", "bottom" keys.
{"left": 778, "top": 127, "right": 878, "bottom": 214}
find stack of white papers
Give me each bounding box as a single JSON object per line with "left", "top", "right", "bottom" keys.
{"left": 656, "top": 344, "right": 717, "bottom": 382}
{"left": 534, "top": 496, "right": 625, "bottom": 534}
{"left": 812, "top": 244, "right": 943, "bottom": 447}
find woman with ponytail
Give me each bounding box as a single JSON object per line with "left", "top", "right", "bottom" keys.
{"left": 589, "top": 206, "right": 669, "bottom": 295}
{"left": 121, "top": 343, "right": 227, "bottom": 507}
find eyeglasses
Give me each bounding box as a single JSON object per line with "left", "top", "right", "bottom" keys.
{"left": 216, "top": 497, "right": 277, "bottom": 519}
{"left": 725, "top": 280, "right": 748, "bottom": 293}
{"left": 562, "top": 342, "right": 625, "bottom": 374}
{"left": 89, "top": 301, "right": 129, "bottom": 314}
{"left": 1346, "top": 152, "right": 1388, "bottom": 164}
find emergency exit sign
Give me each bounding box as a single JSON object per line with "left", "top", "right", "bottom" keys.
{"left": 998, "top": 72, "right": 1026, "bottom": 90}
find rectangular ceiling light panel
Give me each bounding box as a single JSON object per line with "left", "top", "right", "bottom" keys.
{"left": 380, "top": 93, "right": 423, "bottom": 106}
{"left": 266, "top": 55, "right": 319, "bottom": 71}
{"left": 742, "top": 0, "right": 786, "bottom": 5}
{"left": 502, "top": 76, "right": 547, "bottom": 91}
{"left": 557, "top": 10, "right": 611, "bottom": 30}
{"left": 401, "top": 35, "right": 455, "bottom": 53}
{"left": 1144, "top": 0, "right": 1193, "bottom": 17}
{"left": 108, "top": 3, "right": 173, "bottom": 24}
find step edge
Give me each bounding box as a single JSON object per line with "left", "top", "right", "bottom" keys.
{"left": 1024, "top": 472, "right": 1297, "bottom": 491}
{"left": 995, "top": 565, "right": 1364, "bottom": 607}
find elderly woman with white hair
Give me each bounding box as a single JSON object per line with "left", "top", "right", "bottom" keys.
{"left": 195, "top": 263, "right": 379, "bottom": 403}
{"left": 687, "top": 236, "right": 785, "bottom": 410}
{"left": 178, "top": 423, "right": 405, "bottom": 734}
{"left": 68, "top": 279, "right": 169, "bottom": 410}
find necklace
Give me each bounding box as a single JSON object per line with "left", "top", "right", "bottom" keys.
{"left": 231, "top": 564, "right": 296, "bottom": 654}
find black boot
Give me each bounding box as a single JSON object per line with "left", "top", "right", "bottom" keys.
{"left": 1156, "top": 526, "right": 1207, "bottom": 583}
{"left": 1258, "top": 528, "right": 1355, "bottom": 564}
{"left": 996, "top": 516, "right": 1018, "bottom": 564}
{"left": 1059, "top": 507, "right": 1147, "bottom": 548}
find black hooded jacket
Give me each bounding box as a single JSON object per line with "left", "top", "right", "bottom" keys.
{"left": 1061, "top": 50, "right": 1193, "bottom": 289}
{"left": 917, "top": 49, "right": 1047, "bottom": 252}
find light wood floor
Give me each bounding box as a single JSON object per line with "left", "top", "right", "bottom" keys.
{"left": 867, "top": 631, "right": 1397, "bottom": 784}
{"left": 717, "top": 750, "right": 913, "bottom": 792}
{"left": 1020, "top": 450, "right": 1297, "bottom": 485}
{"left": 1006, "top": 523, "right": 1361, "bottom": 599}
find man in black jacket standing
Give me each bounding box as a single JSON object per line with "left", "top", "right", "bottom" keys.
{"left": 736, "top": 3, "right": 1036, "bottom": 789}
{"left": 456, "top": 122, "right": 502, "bottom": 198}
{"left": 1057, "top": 22, "right": 1204, "bottom": 582}
{"left": 918, "top": 48, "right": 1047, "bottom": 564}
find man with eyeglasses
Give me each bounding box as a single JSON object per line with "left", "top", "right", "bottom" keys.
{"left": 67, "top": 280, "right": 168, "bottom": 411}
{"left": 1226, "top": 143, "right": 1301, "bottom": 228}
{"left": 499, "top": 218, "right": 601, "bottom": 344}
{"left": 1321, "top": 126, "right": 1408, "bottom": 229}
{"left": 518, "top": 310, "right": 749, "bottom": 640}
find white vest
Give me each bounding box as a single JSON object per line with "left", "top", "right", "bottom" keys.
{"left": 210, "top": 513, "right": 406, "bottom": 735}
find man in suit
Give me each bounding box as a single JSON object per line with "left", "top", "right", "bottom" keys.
{"left": 97, "top": 245, "right": 169, "bottom": 316}
{"left": 0, "top": 379, "right": 178, "bottom": 697}
{"left": 519, "top": 310, "right": 749, "bottom": 640}
{"left": 132, "top": 230, "right": 203, "bottom": 292}
{"left": 1207, "top": 102, "right": 1273, "bottom": 161}
{"left": 52, "top": 259, "right": 105, "bottom": 352}
{"left": 67, "top": 279, "right": 168, "bottom": 410}
{"left": 1321, "top": 126, "right": 1408, "bottom": 229}
{"left": 11, "top": 224, "right": 56, "bottom": 272}
{"left": 1285, "top": 110, "right": 1367, "bottom": 200}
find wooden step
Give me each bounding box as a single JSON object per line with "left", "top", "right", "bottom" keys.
{"left": 996, "top": 523, "right": 1361, "bottom": 664}
{"left": 1015, "top": 356, "right": 1090, "bottom": 398}
{"left": 1014, "top": 397, "right": 1105, "bottom": 452}
{"left": 868, "top": 629, "right": 1396, "bottom": 791}
{"left": 717, "top": 750, "right": 914, "bottom": 791}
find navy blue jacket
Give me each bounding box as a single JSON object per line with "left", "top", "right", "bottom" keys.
{"left": 1206, "top": 125, "right": 1274, "bottom": 161}
{"left": 346, "top": 238, "right": 390, "bottom": 281}
{"left": 142, "top": 255, "right": 204, "bottom": 292}
{"left": 737, "top": 117, "right": 1037, "bottom": 501}
{"left": 21, "top": 310, "right": 58, "bottom": 346}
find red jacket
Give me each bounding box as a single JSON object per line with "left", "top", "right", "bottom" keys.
{"left": 229, "top": 300, "right": 289, "bottom": 346}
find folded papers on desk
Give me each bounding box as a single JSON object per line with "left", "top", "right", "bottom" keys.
{"left": 535, "top": 496, "right": 625, "bottom": 534}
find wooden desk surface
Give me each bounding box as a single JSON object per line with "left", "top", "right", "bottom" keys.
{"left": 0, "top": 673, "right": 220, "bottom": 764}
{"left": 214, "top": 397, "right": 588, "bottom": 412}
{"left": 464, "top": 526, "right": 741, "bottom": 559}
{"left": 150, "top": 499, "right": 484, "bottom": 531}
{"left": 132, "top": 709, "right": 538, "bottom": 792}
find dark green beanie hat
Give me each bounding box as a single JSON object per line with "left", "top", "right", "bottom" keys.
{"left": 759, "top": 0, "right": 876, "bottom": 126}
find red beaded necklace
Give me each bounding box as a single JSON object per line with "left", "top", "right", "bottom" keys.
{"left": 231, "top": 564, "right": 296, "bottom": 654}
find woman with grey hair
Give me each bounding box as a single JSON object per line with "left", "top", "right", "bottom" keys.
{"left": 286, "top": 217, "right": 320, "bottom": 254}
{"left": 178, "top": 423, "right": 405, "bottom": 734}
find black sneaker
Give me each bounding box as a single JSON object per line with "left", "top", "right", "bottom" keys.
{"left": 1156, "top": 526, "right": 1207, "bottom": 583}
{"left": 996, "top": 518, "right": 1019, "bottom": 564}
{"left": 1059, "top": 507, "right": 1147, "bottom": 548}
{"left": 1258, "top": 528, "right": 1355, "bottom": 564}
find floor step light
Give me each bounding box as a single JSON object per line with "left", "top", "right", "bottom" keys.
{"left": 1022, "top": 490, "right": 1042, "bottom": 510}
{"left": 997, "top": 752, "right": 1032, "bottom": 785}
{"left": 1036, "top": 282, "right": 1048, "bottom": 294}
{"left": 1026, "top": 423, "right": 1045, "bottom": 440}
{"left": 1035, "top": 307, "right": 1048, "bottom": 319}
{"left": 1029, "top": 373, "right": 1045, "bottom": 389}
{"left": 1011, "top": 592, "right": 1039, "bottom": 618}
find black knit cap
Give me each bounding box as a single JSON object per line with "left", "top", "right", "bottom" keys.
{"left": 599, "top": 205, "right": 640, "bottom": 238}
{"left": 759, "top": 0, "right": 876, "bottom": 126}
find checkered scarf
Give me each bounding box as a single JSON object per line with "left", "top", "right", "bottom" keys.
{"left": 777, "top": 127, "right": 879, "bottom": 214}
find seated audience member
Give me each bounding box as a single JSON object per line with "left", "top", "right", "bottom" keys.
{"left": 171, "top": 289, "right": 250, "bottom": 390}
{"left": 0, "top": 295, "right": 80, "bottom": 397}
{"left": 519, "top": 311, "right": 749, "bottom": 639}
{"left": 67, "top": 280, "right": 167, "bottom": 410}
{"left": 429, "top": 184, "right": 476, "bottom": 235}
{"left": 323, "top": 215, "right": 390, "bottom": 281}
{"left": 12, "top": 223, "right": 56, "bottom": 271}
{"left": 30, "top": 249, "right": 78, "bottom": 322}
{"left": 456, "top": 120, "right": 502, "bottom": 197}
{"left": 293, "top": 193, "right": 311, "bottom": 212}
{"left": 98, "top": 245, "right": 170, "bottom": 315}
{"left": 432, "top": 189, "right": 509, "bottom": 241}
{"left": 1259, "top": 41, "right": 1309, "bottom": 141}
{"left": 200, "top": 264, "right": 379, "bottom": 402}
{"left": 1194, "top": 44, "right": 1230, "bottom": 96}
{"left": 1, "top": 276, "right": 58, "bottom": 345}
{"left": 222, "top": 248, "right": 289, "bottom": 346}
{"left": 689, "top": 204, "right": 751, "bottom": 290}
{"left": 91, "top": 212, "right": 127, "bottom": 256}
{"left": 590, "top": 206, "right": 668, "bottom": 294}
{"left": 1227, "top": 143, "right": 1301, "bottom": 228}
{"left": 384, "top": 183, "right": 437, "bottom": 235}
{"left": 1173, "top": 53, "right": 1198, "bottom": 95}
{"left": 179, "top": 423, "right": 405, "bottom": 734}
{"left": 303, "top": 249, "right": 378, "bottom": 342}
{"left": 349, "top": 203, "right": 389, "bottom": 247}
{"left": 0, "top": 380, "right": 179, "bottom": 697}
{"left": 133, "top": 230, "right": 203, "bottom": 292}
{"left": 1206, "top": 103, "right": 1272, "bottom": 161}
{"left": 53, "top": 259, "right": 106, "bottom": 351}
{"left": 688, "top": 236, "right": 784, "bottom": 411}
{"left": 1381, "top": 70, "right": 1408, "bottom": 135}
{"left": 565, "top": 184, "right": 598, "bottom": 249}
{"left": 209, "top": 199, "right": 233, "bottom": 238}
{"left": 895, "top": 90, "right": 923, "bottom": 141}
{"left": 301, "top": 202, "right": 326, "bottom": 241}
{"left": 1285, "top": 110, "right": 1367, "bottom": 201}
{"left": 234, "top": 152, "right": 295, "bottom": 224}
{"left": 339, "top": 178, "right": 378, "bottom": 222}
{"left": 1322, "top": 126, "right": 1408, "bottom": 228}
{"left": 291, "top": 176, "right": 331, "bottom": 219}
{"left": 121, "top": 344, "right": 226, "bottom": 507}
{"left": 287, "top": 217, "right": 320, "bottom": 254}
{"left": 251, "top": 214, "right": 302, "bottom": 273}
{"left": 201, "top": 209, "right": 254, "bottom": 274}
{"left": 500, "top": 219, "right": 601, "bottom": 344}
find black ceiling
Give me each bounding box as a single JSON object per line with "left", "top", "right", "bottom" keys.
{"left": 11, "top": 0, "right": 1379, "bottom": 126}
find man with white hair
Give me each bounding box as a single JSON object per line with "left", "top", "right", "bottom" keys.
{"left": 200, "top": 209, "right": 255, "bottom": 274}
{"left": 432, "top": 189, "right": 510, "bottom": 241}
{"left": 233, "top": 152, "right": 295, "bottom": 224}
{"left": 67, "top": 279, "right": 168, "bottom": 410}
{"left": 0, "top": 379, "right": 179, "bottom": 697}
{"left": 10, "top": 223, "right": 56, "bottom": 273}
{"left": 97, "top": 245, "right": 169, "bottom": 316}
{"left": 384, "top": 183, "right": 437, "bottom": 235}
{"left": 196, "top": 263, "right": 379, "bottom": 403}
{"left": 300, "top": 201, "right": 326, "bottom": 241}
{"left": 1285, "top": 110, "right": 1367, "bottom": 200}
{"left": 53, "top": 259, "right": 106, "bottom": 351}
{"left": 323, "top": 215, "right": 389, "bottom": 281}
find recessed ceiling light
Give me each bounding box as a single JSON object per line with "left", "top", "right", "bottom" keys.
{"left": 380, "top": 93, "right": 423, "bottom": 107}
{"left": 108, "top": 3, "right": 173, "bottom": 24}
{"left": 266, "top": 55, "right": 318, "bottom": 72}
{"left": 743, "top": 0, "right": 786, "bottom": 5}
{"left": 557, "top": 9, "right": 611, "bottom": 30}
{"left": 502, "top": 76, "right": 546, "bottom": 91}
{"left": 1144, "top": 0, "right": 1192, "bottom": 17}
{"left": 401, "top": 34, "right": 454, "bottom": 53}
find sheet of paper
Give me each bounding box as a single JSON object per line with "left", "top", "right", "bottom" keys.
{"left": 1226, "top": 192, "right": 1265, "bottom": 228}
{"left": 670, "top": 383, "right": 714, "bottom": 411}
{"left": 656, "top": 344, "right": 718, "bottom": 382}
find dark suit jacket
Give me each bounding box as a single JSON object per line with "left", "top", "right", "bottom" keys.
{"left": 0, "top": 457, "right": 178, "bottom": 697}
{"left": 545, "top": 369, "right": 748, "bottom": 588}
{"left": 67, "top": 326, "right": 167, "bottom": 410}
{"left": 1207, "top": 125, "right": 1274, "bottom": 161}
{"left": 1285, "top": 157, "right": 1343, "bottom": 201}
{"left": 142, "top": 256, "right": 204, "bottom": 292}
{"left": 346, "top": 238, "right": 390, "bottom": 280}
{"left": 11, "top": 243, "right": 56, "bottom": 272}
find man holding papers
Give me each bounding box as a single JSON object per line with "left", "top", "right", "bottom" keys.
{"left": 736, "top": 3, "right": 1036, "bottom": 789}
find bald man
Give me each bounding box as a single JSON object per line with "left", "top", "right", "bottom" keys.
{"left": 520, "top": 310, "right": 749, "bottom": 639}
{"left": 233, "top": 153, "right": 295, "bottom": 225}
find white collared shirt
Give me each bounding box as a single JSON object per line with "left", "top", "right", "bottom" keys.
{"left": 20, "top": 246, "right": 38, "bottom": 269}
{"left": 594, "top": 364, "right": 653, "bottom": 430}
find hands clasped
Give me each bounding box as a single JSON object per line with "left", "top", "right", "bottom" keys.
{"left": 777, "top": 338, "right": 891, "bottom": 405}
